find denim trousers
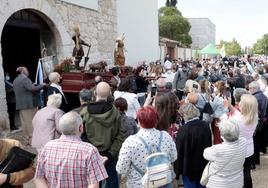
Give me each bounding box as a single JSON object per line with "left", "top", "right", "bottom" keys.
{"left": 101, "top": 158, "right": 119, "bottom": 188}
{"left": 182, "top": 175, "right": 206, "bottom": 188}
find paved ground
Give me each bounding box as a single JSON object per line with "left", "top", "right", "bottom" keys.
{"left": 7, "top": 130, "right": 268, "bottom": 188}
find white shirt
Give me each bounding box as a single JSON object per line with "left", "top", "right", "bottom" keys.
{"left": 116, "top": 128, "right": 177, "bottom": 188}
{"left": 162, "top": 71, "right": 175, "bottom": 83}
{"left": 50, "top": 83, "right": 64, "bottom": 96}
{"left": 203, "top": 138, "right": 247, "bottom": 188}
{"left": 114, "top": 91, "right": 140, "bottom": 119}
{"left": 50, "top": 83, "right": 67, "bottom": 104}
{"left": 164, "top": 60, "right": 172, "bottom": 70}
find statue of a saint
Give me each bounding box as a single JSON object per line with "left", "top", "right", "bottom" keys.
{"left": 114, "top": 34, "right": 126, "bottom": 66}
{"left": 72, "top": 27, "right": 90, "bottom": 69}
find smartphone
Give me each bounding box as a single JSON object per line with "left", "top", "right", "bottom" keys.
{"left": 151, "top": 86, "right": 157, "bottom": 97}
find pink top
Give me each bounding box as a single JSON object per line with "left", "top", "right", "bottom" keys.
{"left": 232, "top": 110, "right": 257, "bottom": 157}
{"left": 31, "top": 106, "right": 64, "bottom": 150}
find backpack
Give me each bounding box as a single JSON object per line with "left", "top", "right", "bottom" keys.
{"left": 197, "top": 94, "right": 214, "bottom": 122}
{"left": 132, "top": 131, "right": 174, "bottom": 188}
{"left": 200, "top": 95, "right": 214, "bottom": 114}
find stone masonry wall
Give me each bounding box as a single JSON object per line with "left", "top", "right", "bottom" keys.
{"left": 0, "top": 0, "right": 117, "bottom": 128}
{"left": 54, "top": 0, "right": 117, "bottom": 65}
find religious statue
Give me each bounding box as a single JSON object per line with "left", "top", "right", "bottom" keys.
{"left": 114, "top": 34, "right": 126, "bottom": 66}
{"left": 72, "top": 27, "right": 91, "bottom": 69}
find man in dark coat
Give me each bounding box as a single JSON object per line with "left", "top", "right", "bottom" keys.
{"left": 47, "top": 72, "right": 68, "bottom": 112}
{"left": 249, "top": 81, "right": 268, "bottom": 167}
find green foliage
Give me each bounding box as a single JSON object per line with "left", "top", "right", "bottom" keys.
{"left": 159, "top": 7, "right": 192, "bottom": 47}
{"left": 253, "top": 34, "right": 268, "bottom": 54}
{"left": 166, "top": 0, "right": 177, "bottom": 7}
{"left": 159, "top": 6, "right": 181, "bottom": 16}
{"left": 219, "top": 39, "right": 242, "bottom": 56}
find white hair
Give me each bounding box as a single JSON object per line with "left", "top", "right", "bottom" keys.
{"left": 47, "top": 94, "right": 62, "bottom": 108}
{"left": 59, "top": 111, "right": 82, "bottom": 135}
{"left": 248, "top": 81, "right": 260, "bottom": 91}
{"left": 49, "top": 72, "right": 60, "bottom": 82}
{"left": 219, "top": 118, "right": 240, "bottom": 142}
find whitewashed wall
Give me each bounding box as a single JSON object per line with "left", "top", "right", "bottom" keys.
{"left": 117, "top": 0, "right": 159, "bottom": 66}
{"left": 177, "top": 47, "right": 198, "bottom": 60}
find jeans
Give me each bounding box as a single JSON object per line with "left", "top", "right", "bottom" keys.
{"left": 244, "top": 156, "right": 253, "bottom": 188}
{"left": 182, "top": 176, "right": 206, "bottom": 188}
{"left": 176, "top": 90, "right": 184, "bottom": 100}
{"left": 138, "top": 94, "right": 146, "bottom": 106}
{"left": 101, "top": 157, "right": 119, "bottom": 188}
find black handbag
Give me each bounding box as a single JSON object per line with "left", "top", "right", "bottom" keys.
{"left": 0, "top": 146, "right": 36, "bottom": 173}
{"left": 0, "top": 147, "right": 36, "bottom": 188}
{"left": 201, "top": 95, "right": 214, "bottom": 114}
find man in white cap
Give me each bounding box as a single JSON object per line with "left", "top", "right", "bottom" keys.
{"left": 163, "top": 60, "right": 175, "bottom": 83}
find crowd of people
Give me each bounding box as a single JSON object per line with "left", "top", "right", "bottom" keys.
{"left": 0, "top": 54, "right": 268, "bottom": 188}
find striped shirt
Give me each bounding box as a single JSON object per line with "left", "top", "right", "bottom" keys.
{"left": 35, "top": 135, "right": 108, "bottom": 188}
{"left": 203, "top": 137, "right": 247, "bottom": 188}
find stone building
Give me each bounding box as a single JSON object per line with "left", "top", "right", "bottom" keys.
{"left": 0, "top": 0, "right": 159, "bottom": 128}
{"left": 188, "top": 18, "right": 216, "bottom": 49}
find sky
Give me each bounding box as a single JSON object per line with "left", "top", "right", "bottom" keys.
{"left": 158, "top": 0, "right": 268, "bottom": 47}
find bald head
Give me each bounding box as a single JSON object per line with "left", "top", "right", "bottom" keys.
{"left": 96, "top": 82, "right": 111, "bottom": 101}
{"left": 94, "top": 75, "right": 103, "bottom": 85}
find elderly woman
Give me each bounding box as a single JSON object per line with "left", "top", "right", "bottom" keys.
{"left": 116, "top": 106, "right": 177, "bottom": 188}
{"left": 47, "top": 72, "right": 68, "bottom": 112}
{"left": 203, "top": 119, "right": 247, "bottom": 188}
{"left": 32, "top": 94, "right": 64, "bottom": 152}
{"left": 175, "top": 103, "right": 211, "bottom": 188}
{"left": 229, "top": 94, "right": 258, "bottom": 188}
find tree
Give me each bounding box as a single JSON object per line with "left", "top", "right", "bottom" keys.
{"left": 219, "top": 39, "right": 242, "bottom": 56}
{"left": 253, "top": 34, "right": 268, "bottom": 55}
{"left": 159, "top": 7, "right": 192, "bottom": 47}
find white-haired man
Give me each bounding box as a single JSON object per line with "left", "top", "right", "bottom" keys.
{"left": 31, "top": 93, "right": 64, "bottom": 152}
{"left": 35, "top": 111, "right": 108, "bottom": 188}
{"left": 248, "top": 81, "right": 268, "bottom": 166}
{"left": 47, "top": 72, "right": 68, "bottom": 112}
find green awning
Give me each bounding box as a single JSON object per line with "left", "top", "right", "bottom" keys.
{"left": 199, "top": 43, "right": 219, "bottom": 55}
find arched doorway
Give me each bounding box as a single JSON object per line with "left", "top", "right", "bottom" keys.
{"left": 1, "top": 9, "right": 56, "bottom": 81}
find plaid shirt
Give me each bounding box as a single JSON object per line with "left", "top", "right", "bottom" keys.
{"left": 35, "top": 135, "right": 108, "bottom": 187}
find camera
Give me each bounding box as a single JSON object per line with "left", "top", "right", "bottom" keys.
{"left": 193, "top": 83, "right": 198, "bottom": 89}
